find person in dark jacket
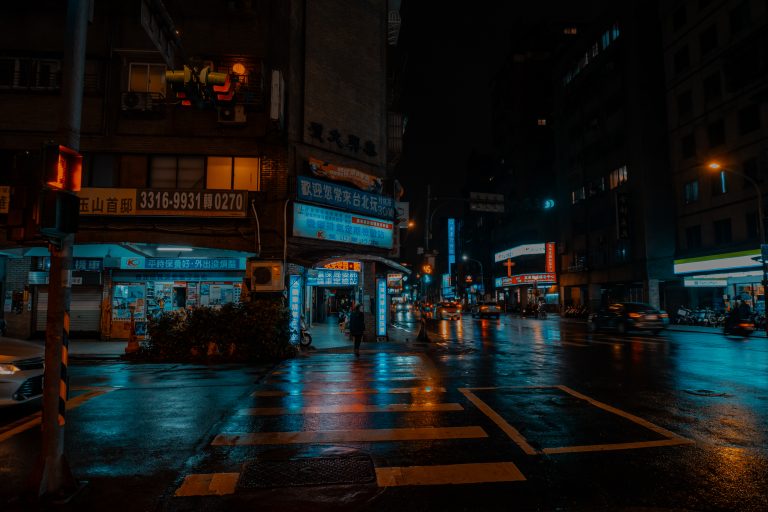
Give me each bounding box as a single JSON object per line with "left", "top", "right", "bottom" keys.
{"left": 349, "top": 304, "right": 365, "bottom": 356}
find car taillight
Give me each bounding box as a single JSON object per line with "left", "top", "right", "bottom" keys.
{"left": 738, "top": 323, "right": 754, "bottom": 328}
{"left": 628, "top": 312, "right": 642, "bottom": 318}
{"left": 660, "top": 313, "right": 668, "bottom": 318}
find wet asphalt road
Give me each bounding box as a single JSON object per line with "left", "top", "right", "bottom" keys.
{"left": 1, "top": 314, "right": 767, "bottom": 511}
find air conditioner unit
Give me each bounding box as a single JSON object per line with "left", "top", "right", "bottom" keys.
{"left": 248, "top": 260, "right": 284, "bottom": 292}
{"left": 121, "top": 91, "right": 153, "bottom": 111}
{"left": 218, "top": 104, "right": 246, "bottom": 124}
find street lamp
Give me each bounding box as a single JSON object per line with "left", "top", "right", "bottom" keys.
{"left": 462, "top": 255, "right": 484, "bottom": 300}
{"left": 707, "top": 161, "right": 767, "bottom": 323}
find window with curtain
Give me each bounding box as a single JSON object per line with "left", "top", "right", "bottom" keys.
{"left": 205, "top": 156, "right": 260, "bottom": 191}
{"left": 149, "top": 156, "right": 205, "bottom": 188}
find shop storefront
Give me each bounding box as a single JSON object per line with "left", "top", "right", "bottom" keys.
{"left": 108, "top": 256, "right": 247, "bottom": 338}
{"left": 493, "top": 243, "right": 558, "bottom": 309}
{"left": 674, "top": 249, "right": 764, "bottom": 313}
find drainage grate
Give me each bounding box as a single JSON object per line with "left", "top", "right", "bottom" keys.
{"left": 237, "top": 455, "right": 376, "bottom": 489}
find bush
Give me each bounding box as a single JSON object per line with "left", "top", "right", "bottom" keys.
{"left": 134, "top": 298, "right": 297, "bottom": 363}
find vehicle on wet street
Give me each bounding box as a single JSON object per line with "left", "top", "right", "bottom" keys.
{"left": 471, "top": 301, "right": 501, "bottom": 319}
{"left": 0, "top": 338, "right": 44, "bottom": 407}
{"left": 436, "top": 301, "right": 461, "bottom": 320}
{"left": 588, "top": 302, "right": 669, "bottom": 335}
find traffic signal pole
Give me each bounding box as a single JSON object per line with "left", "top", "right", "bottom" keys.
{"left": 28, "top": 0, "right": 88, "bottom": 502}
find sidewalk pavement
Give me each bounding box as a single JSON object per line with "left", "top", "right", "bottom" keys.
{"left": 557, "top": 315, "right": 767, "bottom": 337}
{"left": 1, "top": 317, "right": 420, "bottom": 361}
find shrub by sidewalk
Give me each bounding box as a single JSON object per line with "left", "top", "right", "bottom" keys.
{"left": 127, "top": 299, "right": 297, "bottom": 363}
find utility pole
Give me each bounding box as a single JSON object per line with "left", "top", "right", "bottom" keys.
{"left": 424, "top": 184, "right": 431, "bottom": 250}
{"left": 28, "top": 0, "right": 88, "bottom": 502}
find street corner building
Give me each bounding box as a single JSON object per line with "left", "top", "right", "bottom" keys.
{"left": 0, "top": 0, "right": 408, "bottom": 343}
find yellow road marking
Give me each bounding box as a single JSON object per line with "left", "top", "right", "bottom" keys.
{"left": 174, "top": 473, "right": 239, "bottom": 497}
{"left": 0, "top": 388, "right": 114, "bottom": 444}
{"left": 212, "top": 426, "right": 488, "bottom": 445}
{"left": 239, "top": 403, "right": 464, "bottom": 415}
{"left": 460, "top": 385, "right": 693, "bottom": 455}
{"left": 376, "top": 461, "right": 526, "bottom": 486}
{"left": 556, "top": 385, "right": 691, "bottom": 441}
{"left": 543, "top": 438, "right": 694, "bottom": 454}
{"left": 252, "top": 386, "right": 446, "bottom": 397}
{"left": 458, "top": 388, "right": 539, "bottom": 455}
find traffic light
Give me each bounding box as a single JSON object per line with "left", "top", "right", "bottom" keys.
{"left": 422, "top": 264, "right": 433, "bottom": 274}
{"left": 166, "top": 65, "right": 233, "bottom": 106}
{"left": 38, "top": 143, "right": 81, "bottom": 238}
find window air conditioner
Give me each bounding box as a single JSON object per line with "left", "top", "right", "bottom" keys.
{"left": 248, "top": 260, "right": 284, "bottom": 292}
{"left": 121, "top": 91, "right": 153, "bottom": 111}
{"left": 217, "top": 104, "right": 246, "bottom": 124}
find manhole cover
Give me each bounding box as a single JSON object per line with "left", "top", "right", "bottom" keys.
{"left": 237, "top": 455, "right": 376, "bottom": 489}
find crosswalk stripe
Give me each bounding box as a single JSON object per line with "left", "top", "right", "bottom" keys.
{"left": 252, "top": 386, "right": 446, "bottom": 397}
{"left": 174, "top": 473, "right": 239, "bottom": 496}
{"left": 238, "top": 403, "right": 464, "bottom": 415}
{"left": 376, "top": 461, "right": 526, "bottom": 486}
{"left": 211, "top": 426, "right": 487, "bottom": 445}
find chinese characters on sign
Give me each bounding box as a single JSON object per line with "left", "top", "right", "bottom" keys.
{"left": 298, "top": 176, "right": 394, "bottom": 219}
{"left": 307, "top": 123, "right": 378, "bottom": 158}
{"left": 293, "top": 203, "right": 394, "bottom": 249}
{"left": 376, "top": 278, "right": 387, "bottom": 337}
{"left": 0, "top": 186, "right": 9, "bottom": 214}
{"left": 324, "top": 261, "right": 362, "bottom": 271}
{"left": 495, "top": 272, "right": 557, "bottom": 288}
{"left": 289, "top": 275, "right": 302, "bottom": 343}
{"left": 306, "top": 269, "right": 359, "bottom": 286}
{"left": 308, "top": 158, "right": 383, "bottom": 194}
{"left": 77, "top": 188, "right": 248, "bottom": 217}
{"left": 545, "top": 243, "right": 556, "bottom": 273}
{"left": 119, "top": 258, "right": 245, "bottom": 270}
{"left": 494, "top": 243, "right": 547, "bottom": 262}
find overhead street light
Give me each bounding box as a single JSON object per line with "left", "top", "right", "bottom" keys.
{"left": 462, "top": 254, "right": 485, "bottom": 298}
{"left": 707, "top": 160, "right": 767, "bottom": 324}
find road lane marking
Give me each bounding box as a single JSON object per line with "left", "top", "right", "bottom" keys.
{"left": 238, "top": 403, "right": 464, "bottom": 415}
{"left": 555, "top": 385, "right": 693, "bottom": 443}
{"left": 460, "top": 385, "right": 693, "bottom": 455}
{"left": 376, "top": 461, "right": 526, "bottom": 486}
{"left": 543, "top": 438, "right": 693, "bottom": 454}
{"left": 252, "top": 386, "right": 446, "bottom": 397}
{"left": 266, "top": 376, "right": 436, "bottom": 384}
{"left": 211, "top": 426, "right": 488, "bottom": 445}
{"left": 458, "top": 388, "right": 539, "bottom": 455}
{"left": 174, "top": 473, "right": 239, "bottom": 497}
{"left": 0, "top": 387, "right": 114, "bottom": 444}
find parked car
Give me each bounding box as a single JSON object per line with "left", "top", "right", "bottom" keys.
{"left": 1, "top": 338, "right": 45, "bottom": 407}
{"left": 471, "top": 302, "right": 501, "bottom": 319}
{"left": 588, "top": 302, "right": 669, "bottom": 335}
{"left": 436, "top": 301, "right": 461, "bottom": 320}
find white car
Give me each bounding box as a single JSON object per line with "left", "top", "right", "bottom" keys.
{"left": 1, "top": 338, "right": 45, "bottom": 407}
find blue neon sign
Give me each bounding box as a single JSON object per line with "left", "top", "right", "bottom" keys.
{"left": 289, "top": 274, "right": 302, "bottom": 343}
{"left": 376, "top": 278, "right": 387, "bottom": 337}
{"left": 293, "top": 203, "right": 394, "bottom": 249}
{"left": 448, "top": 218, "right": 456, "bottom": 273}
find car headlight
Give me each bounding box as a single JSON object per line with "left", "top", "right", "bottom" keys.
{"left": 0, "top": 363, "right": 21, "bottom": 375}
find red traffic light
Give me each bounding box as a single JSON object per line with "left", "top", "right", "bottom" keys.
{"left": 43, "top": 144, "right": 82, "bottom": 192}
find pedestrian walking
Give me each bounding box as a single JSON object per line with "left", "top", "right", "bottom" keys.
{"left": 349, "top": 304, "right": 365, "bottom": 357}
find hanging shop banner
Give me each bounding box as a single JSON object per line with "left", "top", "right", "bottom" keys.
{"left": 0, "top": 186, "right": 10, "bottom": 214}
{"left": 308, "top": 158, "right": 383, "bottom": 193}
{"left": 297, "top": 176, "right": 394, "bottom": 219}
{"left": 324, "top": 261, "right": 362, "bottom": 271}
{"left": 495, "top": 272, "right": 557, "bottom": 288}
{"left": 376, "top": 277, "right": 387, "bottom": 337}
{"left": 77, "top": 188, "right": 248, "bottom": 217}
{"left": 494, "top": 243, "right": 546, "bottom": 262}
{"left": 545, "top": 242, "right": 556, "bottom": 273}
{"left": 448, "top": 218, "right": 456, "bottom": 273}
{"left": 306, "top": 269, "right": 359, "bottom": 286}
{"left": 119, "top": 257, "right": 245, "bottom": 270}
{"left": 293, "top": 202, "right": 394, "bottom": 249}
{"left": 395, "top": 201, "right": 409, "bottom": 228}
{"left": 387, "top": 273, "right": 403, "bottom": 293}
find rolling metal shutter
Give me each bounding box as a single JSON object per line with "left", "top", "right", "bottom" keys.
{"left": 36, "top": 287, "right": 102, "bottom": 333}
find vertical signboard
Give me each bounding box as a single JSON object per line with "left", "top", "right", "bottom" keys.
{"left": 545, "top": 242, "right": 556, "bottom": 274}
{"left": 447, "top": 218, "right": 456, "bottom": 273}
{"left": 289, "top": 275, "right": 303, "bottom": 343}
{"left": 376, "top": 278, "right": 387, "bottom": 338}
